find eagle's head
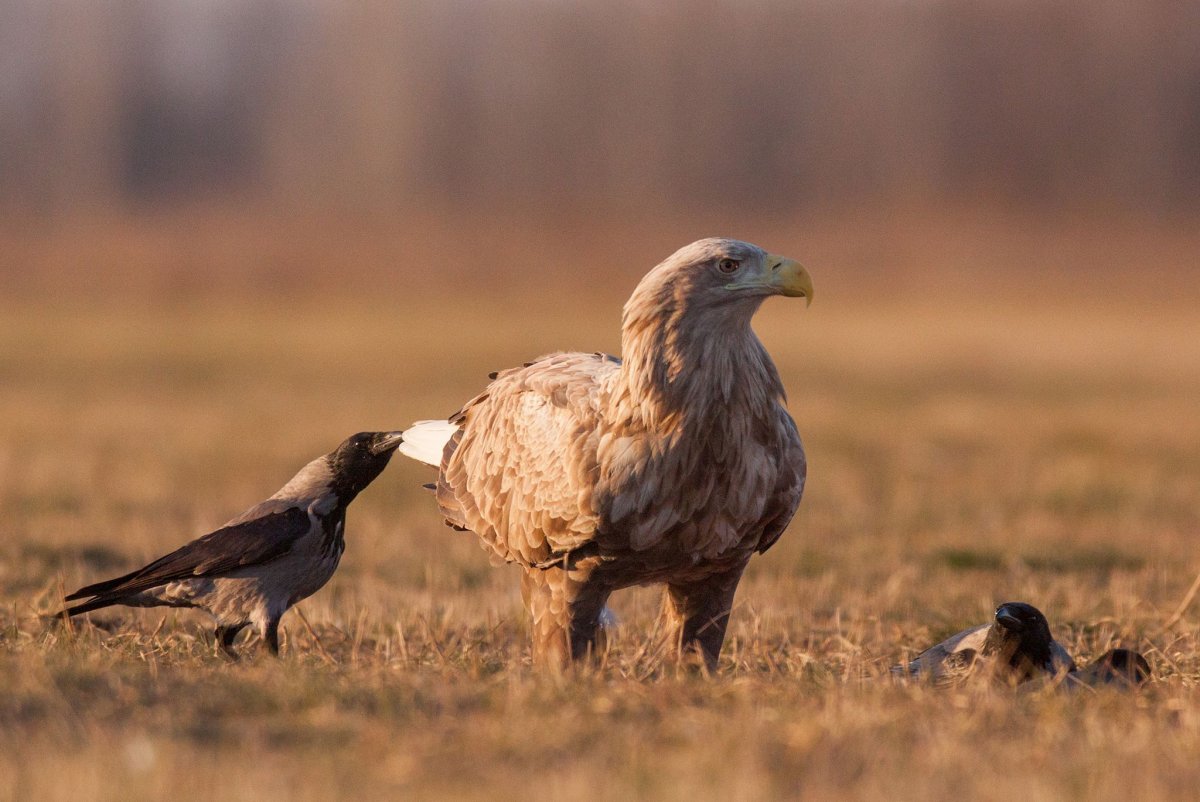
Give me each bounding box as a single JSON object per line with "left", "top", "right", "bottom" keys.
{"left": 627, "top": 238, "right": 812, "bottom": 329}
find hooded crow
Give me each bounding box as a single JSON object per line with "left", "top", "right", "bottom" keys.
{"left": 894, "top": 602, "right": 1076, "bottom": 686}
{"left": 53, "top": 431, "right": 404, "bottom": 658}
{"left": 1064, "top": 648, "right": 1151, "bottom": 690}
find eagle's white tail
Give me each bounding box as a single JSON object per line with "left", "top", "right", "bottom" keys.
{"left": 398, "top": 419, "right": 459, "bottom": 466}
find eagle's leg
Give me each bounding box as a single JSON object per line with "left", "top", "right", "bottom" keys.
{"left": 521, "top": 563, "right": 611, "bottom": 670}
{"left": 660, "top": 563, "right": 747, "bottom": 671}
{"left": 215, "top": 623, "right": 248, "bottom": 661}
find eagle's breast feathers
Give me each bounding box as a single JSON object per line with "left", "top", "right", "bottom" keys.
{"left": 436, "top": 350, "right": 805, "bottom": 575}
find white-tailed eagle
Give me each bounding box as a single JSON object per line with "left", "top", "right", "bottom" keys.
{"left": 401, "top": 238, "right": 812, "bottom": 669}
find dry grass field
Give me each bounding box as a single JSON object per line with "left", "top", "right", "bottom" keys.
{"left": 2, "top": 217, "right": 1200, "bottom": 800}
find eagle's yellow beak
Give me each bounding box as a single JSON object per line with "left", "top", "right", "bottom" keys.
{"left": 766, "top": 255, "right": 813, "bottom": 306}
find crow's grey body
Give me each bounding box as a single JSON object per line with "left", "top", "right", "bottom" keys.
{"left": 57, "top": 431, "right": 403, "bottom": 658}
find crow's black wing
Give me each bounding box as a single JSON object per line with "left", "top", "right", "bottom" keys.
{"left": 66, "top": 504, "right": 312, "bottom": 601}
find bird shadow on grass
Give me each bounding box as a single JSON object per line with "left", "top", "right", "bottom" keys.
{"left": 931, "top": 546, "right": 1144, "bottom": 574}
{"left": 2, "top": 543, "right": 131, "bottom": 598}
{"left": 16, "top": 542, "right": 129, "bottom": 573}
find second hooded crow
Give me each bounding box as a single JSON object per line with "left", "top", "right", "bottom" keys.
{"left": 53, "top": 431, "right": 404, "bottom": 659}
{"left": 894, "top": 601, "right": 1076, "bottom": 686}
{"left": 1064, "top": 648, "right": 1152, "bottom": 690}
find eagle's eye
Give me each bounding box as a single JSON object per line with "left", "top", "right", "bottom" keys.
{"left": 716, "top": 258, "right": 740, "bottom": 274}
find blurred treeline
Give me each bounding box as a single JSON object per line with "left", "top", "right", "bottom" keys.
{"left": 1, "top": 0, "right": 1197, "bottom": 304}
{"left": 3, "top": 0, "right": 1198, "bottom": 218}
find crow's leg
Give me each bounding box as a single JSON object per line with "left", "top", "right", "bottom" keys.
{"left": 215, "top": 623, "right": 248, "bottom": 661}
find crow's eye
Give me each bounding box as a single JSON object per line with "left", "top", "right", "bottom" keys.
{"left": 717, "top": 258, "right": 740, "bottom": 274}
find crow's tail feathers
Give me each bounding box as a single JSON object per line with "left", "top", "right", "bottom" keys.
{"left": 44, "top": 595, "right": 121, "bottom": 623}
{"left": 64, "top": 568, "right": 144, "bottom": 601}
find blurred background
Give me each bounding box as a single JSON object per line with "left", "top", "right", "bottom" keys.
{"left": 0, "top": 0, "right": 1197, "bottom": 302}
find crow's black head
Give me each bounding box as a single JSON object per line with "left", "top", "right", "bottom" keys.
{"left": 327, "top": 431, "right": 404, "bottom": 502}
{"left": 993, "top": 601, "right": 1052, "bottom": 639}
{"left": 983, "top": 601, "right": 1056, "bottom": 678}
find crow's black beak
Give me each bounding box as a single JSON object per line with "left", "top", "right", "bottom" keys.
{"left": 995, "top": 606, "right": 1025, "bottom": 631}
{"left": 369, "top": 431, "right": 405, "bottom": 456}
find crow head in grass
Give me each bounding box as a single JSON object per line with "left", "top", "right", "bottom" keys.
{"left": 981, "top": 602, "right": 1075, "bottom": 683}
{"left": 895, "top": 601, "right": 1075, "bottom": 685}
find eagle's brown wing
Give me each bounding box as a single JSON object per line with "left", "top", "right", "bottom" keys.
{"left": 755, "top": 408, "right": 806, "bottom": 553}
{"left": 437, "top": 352, "right": 619, "bottom": 566}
